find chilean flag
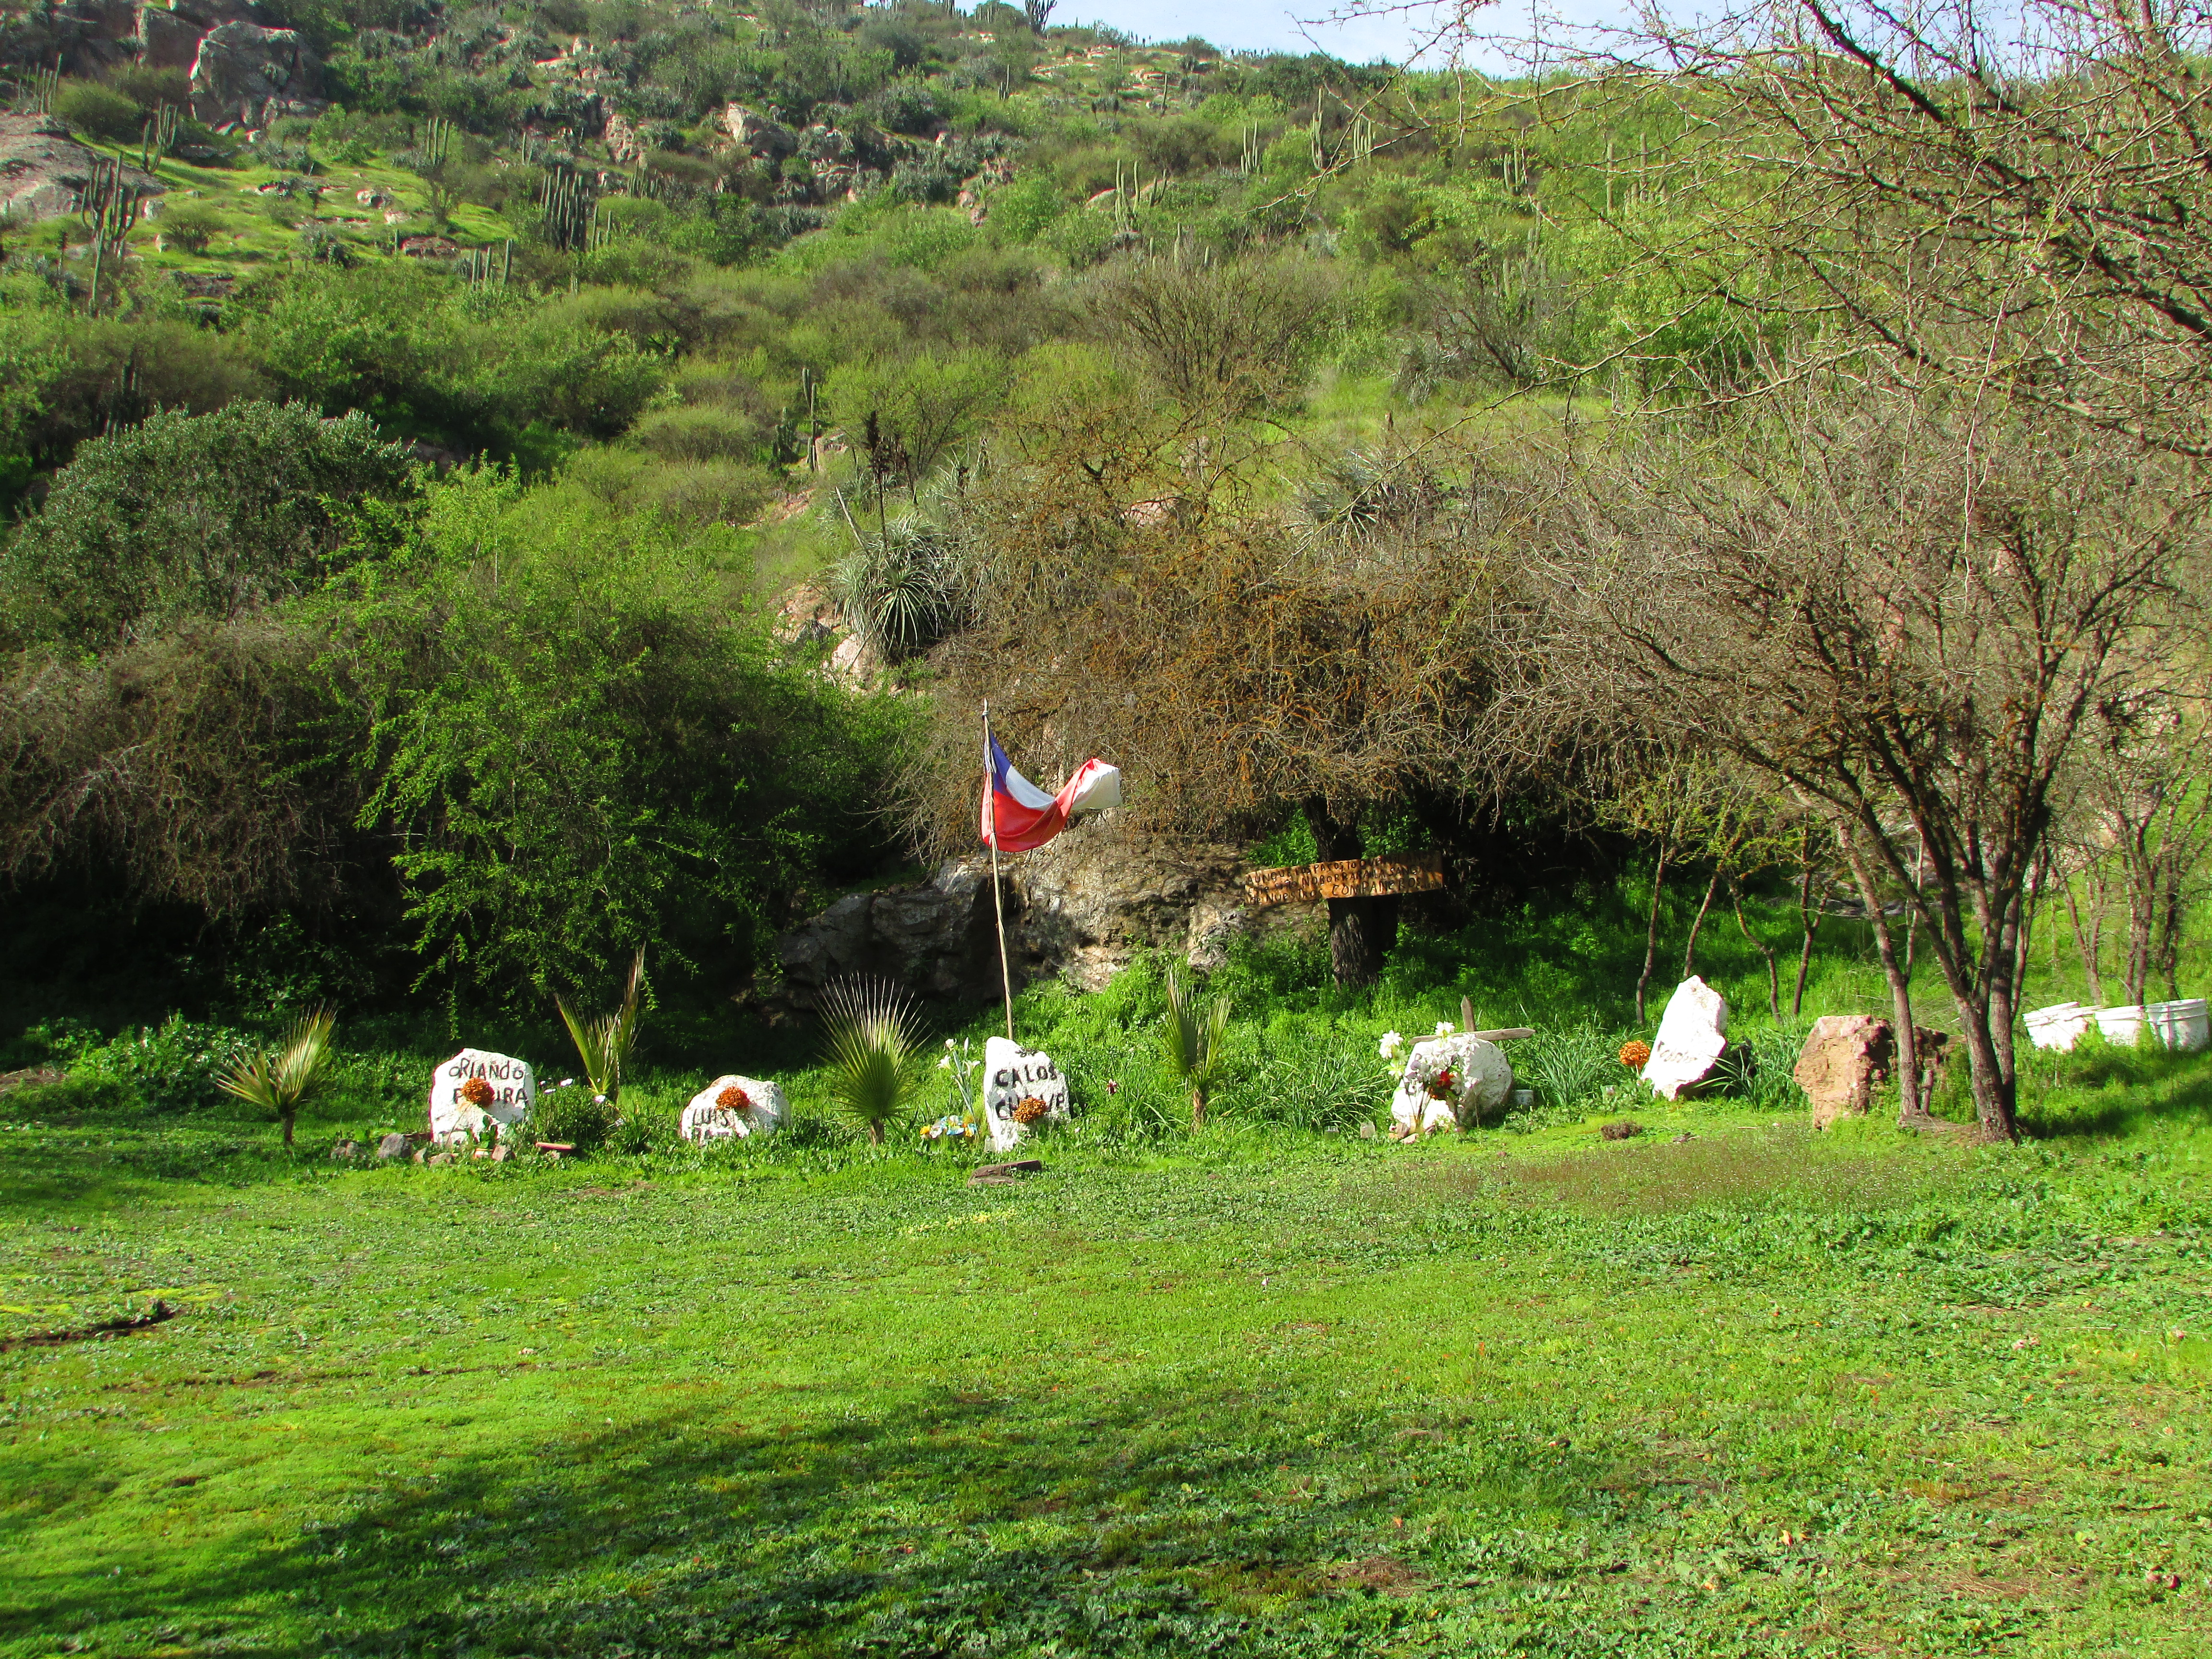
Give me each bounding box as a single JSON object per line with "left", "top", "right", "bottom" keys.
{"left": 981, "top": 738, "right": 1122, "bottom": 852}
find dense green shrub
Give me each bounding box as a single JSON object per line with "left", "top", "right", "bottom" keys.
{"left": 52, "top": 79, "right": 142, "bottom": 143}
{"left": 157, "top": 203, "right": 223, "bottom": 254}
{"left": 72, "top": 1016, "right": 257, "bottom": 1111}
{"left": 0, "top": 401, "right": 417, "bottom": 650}
{"left": 529, "top": 1082, "right": 617, "bottom": 1150}
{"left": 340, "top": 467, "right": 913, "bottom": 1003}
{"left": 0, "top": 1076, "right": 134, "bottom": 1117}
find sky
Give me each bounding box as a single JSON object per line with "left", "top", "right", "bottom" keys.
{"left": 1053, "top": 0, "right": 1641, "bottom": 65}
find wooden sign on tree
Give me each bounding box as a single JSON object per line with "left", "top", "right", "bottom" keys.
{"left": 1241, "top": 850, "right": 1444, "bottom": 909}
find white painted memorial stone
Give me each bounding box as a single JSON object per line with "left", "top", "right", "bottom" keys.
{"left": 1389, "top": 1032, "right": 1514, "bottom": 1136}
{"left": 680, "top": 1074, "right": 787, "bottom": 1142}
{"left": 982, "top": 1035, "right": 1070, "bottom": 1153}
{"left": 428, "top": 1049, "right": 536, "bottom": 1144}
{"left": 1639, "top": 976, "right": 1728, "bottom": 1100}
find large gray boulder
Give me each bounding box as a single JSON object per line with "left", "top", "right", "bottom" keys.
{"left": 772, "top": 825, "right": 1312, "bottom": 1010}
{"left": 0, "top": 113, "right": 161, "bottom": 223}
{"left": 140, "top": 0, "right": 268, "bottom": 70}
{"left": 189, "top": 20, "right": 325, "bottom": 129}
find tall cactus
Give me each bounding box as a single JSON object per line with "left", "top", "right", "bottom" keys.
{"left": 140, "top": 102, "right": 180, "bottom": 174}
{"left": 422, "top": 117, "right": 455, "bottom": 171}
{"left": 80, "top": 157, "right": 143, "bottom": 316}
{"left": 537, "top": 163, "right": 593, "bottom": 252}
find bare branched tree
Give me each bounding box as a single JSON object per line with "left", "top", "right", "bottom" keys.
{"left": 1518, "top": 385, "right": 2197, "bottom": 1141}
{"left": 900, "top": 409, "right": 1540, "bottom": 986}
{"left": 2055, "top": 678, "right": 2212, "bottom": 1005}
{"left": 1477, "top": 0, "right": 2212, "bottom": 453}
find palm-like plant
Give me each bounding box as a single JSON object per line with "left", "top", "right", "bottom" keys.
{"left": 820, "top": 977, "right": 924, "bottom": 1145}
{"left": 219, "top": 1007, "right": 337, "bottom": 1147}
{"left": 1164, "top": 967, "right": 1232, "bottom": 1130}
{"left": 557, "top": 948, "right": 645, "bottom": 1108}
{"left": 829, "top": 469, "right": 975, "bottom": 660}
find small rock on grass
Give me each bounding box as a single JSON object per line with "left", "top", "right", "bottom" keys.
{"left": 1358, "top": 1121, "right": 1377, "bottom": 1140}
{"left": 330, "top": 1140, "right": 358, "bottom": 1160}
{"left": 1600, "top": 1121, "right": 1641, "bottom": 1141}
{"left": 969, "top": 1159, "right": 1044, "bottom": 1186}
{"left": 376, "top": 1132, "right": 408, "bottom": 1160}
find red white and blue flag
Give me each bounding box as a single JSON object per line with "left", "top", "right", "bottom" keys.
{"left": 981, "top": 738, "right": 1122, "bottom": 852}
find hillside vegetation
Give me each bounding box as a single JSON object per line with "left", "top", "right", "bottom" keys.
{"left": 0, "top": 0, "right": 1716, "bottom": 1021}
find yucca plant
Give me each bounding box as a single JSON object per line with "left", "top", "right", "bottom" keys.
{"left": 556, "top": 948, "right": 645, "bottom": 1108}
{"left": 820, "top": 977, "right": 924, "bottom": 1145}
{"left": 1163, "top": 967, "right": 1232, "bottom": 1130}
{"left": 218, "top": 1007, "right": 337, "bottom": 1147}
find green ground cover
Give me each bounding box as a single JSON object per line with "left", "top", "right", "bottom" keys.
{"left": 3, "top": 1036, "right": 2209, "bottom": 1657}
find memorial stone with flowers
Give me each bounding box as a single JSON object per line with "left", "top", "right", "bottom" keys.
{"left": 981, "top": 1034, "right": 1069, "bottom": 1152}
{"left": 680, "top": 1074, "right": 786, "bottom": 1142}
{"left": 1382, "top": 1022, "right": 1515, "bottom": 1138}
{"left": 428, "top": 1048, "right": 536, "bottom": 1144}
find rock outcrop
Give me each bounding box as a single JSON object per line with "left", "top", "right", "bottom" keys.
{"left": 0, "top": 112, "right": 161, "bottom": 223}
{"left": 722, "top": 102, "right": 796, "bottom": 160}
{"left": 189, "top": 20, "right": 325, "bottom": 129}
{"left": 142, "top": 0, "right": 268, "bottom": 70}
{"left": 771, "top": 823, "right": 1317, "bottom": 1010}
{"left": 0, "top": 0, "right": 140, "bottom": 76}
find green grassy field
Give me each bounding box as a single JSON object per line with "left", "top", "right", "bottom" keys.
{"left": 4, "top": 1036, "right": 2209, "bottom": 1658}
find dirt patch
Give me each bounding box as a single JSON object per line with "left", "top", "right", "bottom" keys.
{"left": 1322, "top": 1554, "right": 1425, "bottom": 1595}
{"left": 1430, "top": 1125, "right": 1944, "bottom": 1218}
{"left": 0, "top": 1300, "right": 176, "bottom": 1353}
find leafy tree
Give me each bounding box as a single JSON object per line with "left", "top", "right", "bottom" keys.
{"left": 342, "top": 469, "right": 911, "bottom": 1004}
{"left": 0, "top": 400, "right": 417, "bottom": 651}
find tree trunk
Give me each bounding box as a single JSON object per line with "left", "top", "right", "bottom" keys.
{"left": 1839, "top": 829, "right": 1923, "bottom": 1124}
{"left": 1191, "top": 1087, "right": 1207, "bottom": 1130}
{"left": 1952, "top": 1009, "right": 2020, "bottom": 1142}
{"left": 1730, "top": 875, "right": 1783, "bottom": 1021}
{"left": 1681, "top": 865, "right": 1721, "bottom": 979}
{"left": 2064, "top": 876, "right": 2101, "bottom": 1003}
{"left": 1636, "top": 844, "right": 1671, "bottom": 1025}
{"left": 868, "top": 1121, "right": 884, "bottom": 1146}
{"left": 281, "top": 1110, "right": 295, "bottom": 1148}
{"left": 1305, "top": 798, "right": 1396, "bottom": 989}
{"left": 1792, "top": 846, "right": 1821, "bottom": 1018}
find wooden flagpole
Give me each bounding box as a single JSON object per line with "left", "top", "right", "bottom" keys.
{"left": 982, "top": 702, "right": 1016, "bottom": 1043}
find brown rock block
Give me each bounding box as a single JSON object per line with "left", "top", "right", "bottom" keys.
{"left": 1794, "top": 1015, "right": 1896, "bottom": 1129}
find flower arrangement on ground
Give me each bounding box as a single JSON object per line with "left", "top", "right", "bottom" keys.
{"left": 1619, "top": 1039, "right": 1652, "bottom": 1070}
{"left": 921, "top": 1036, "right": 989, "bottom": 1146}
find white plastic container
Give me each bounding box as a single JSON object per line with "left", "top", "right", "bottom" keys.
{"left": 2148, "top": 998, "right": 2211, "bottom": 1052}
{"left": 2096, "top": 1004, "right": 2149, "bottom": 1046}
{"left": 2025, "top": 1002, "right": 2095, "bottom": 1052}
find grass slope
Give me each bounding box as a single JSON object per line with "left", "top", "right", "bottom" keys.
{"left": 3, "top": 1046, "right": 2209, "bottom": 1657}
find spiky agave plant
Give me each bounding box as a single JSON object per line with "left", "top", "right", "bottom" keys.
{"left": 820, "top": 977, "right": 924, "bottom": 1145}
{"left": 219, "top": 1007, "right": 337, "bottom": 1147}
{"left": 557, "top": 948, "right": 646, "bottom": 1108}
{"left": 829, "top": 469, "right": 976, "bottom": 660}
{"left": 1163, "top": 967, "right": 1232, "bottom": 1130}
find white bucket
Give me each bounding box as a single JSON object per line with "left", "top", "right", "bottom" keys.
{"left": 2096, "top": 1005, "right": 2149, "bottom": 1046}
{"left": 2147, "top": 999, "right": 2211, "bottom": 1052}
{"left": 2024, "top": 1002, "right": 2095, "bottom": 1052}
